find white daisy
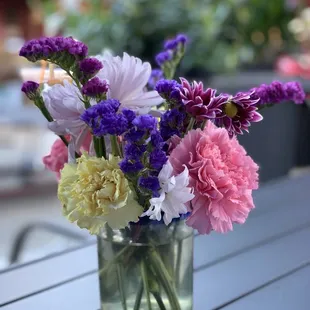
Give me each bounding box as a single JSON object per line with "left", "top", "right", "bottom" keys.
{"left": 142, "top": 161, "right": 195, "bottom": 225}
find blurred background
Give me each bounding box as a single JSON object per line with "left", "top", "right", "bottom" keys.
{"left": 1, "top": 0, "right": 310, "bottom": 271}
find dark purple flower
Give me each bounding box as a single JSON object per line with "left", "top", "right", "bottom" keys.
{"left": 125, "top": 128, "right": 145, "bottom": 143}
{"left": 132, "top": 115, "right": 157, "bottom": 131}
{"left": 150, "top": 132, "right": 164, "bottom": 148}
{"left": 180, "top": 77, "right": 227, "bottom": 121}
{"left": 119, "top": 159, "right": 144, "bottom": 174}
{"left": 124, "top": 144, "right": 147, "bottom": 160}
{"left": 81, "top": 99, "right": 129, "bottom": 136}
{"left": 215, "top": 92, "right": 263, "bottom": 137}
{"left": 164, "top": 38, "right": 179, "bottom": 50}
{"left": 138, "top": 176, "right": 160, "bottom": 197}
{"left": 164, "top": 33, "right": 188, "bottom": 50}
{"left": 19, "top": 36, "right": 88, "bottom": 63}
{"left": 148, "top": 69, "right": 164, "bottom": 89}
{"left": 122, "top": 109, "right": 136, "bottom": 124}
{"left": 155, "top": 51, "right": 172, "bottom": 66}
{"left": 21, "top": 81, "right": 40, "bottom": 99}
{"left": 251, "top": 81, "right": 305, "bottom": 105}
{"left": 79, "top": 57, "right": 103, "bottom": 76}
{"left": 150, "top": 149, "right": 167, "bottom": 170}
{"left": 176, "top": 33, "right": 188, "bottom": 44}
{"left": 82, "top": 77, "right": 109, "bottom": 97}
{"left": 160, "top": 108, "right": 186, "bottom": 141}
{"left": 155, "top": 79, "right": 181, "bottom": 102}
{"left": 284, "top": 81, "right": 305, "bottom": 104}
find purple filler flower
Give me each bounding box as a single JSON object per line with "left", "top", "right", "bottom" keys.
{"left": 82, "top": 77, "right": 109, "bottom": 97}
{"left": 119, "top": 159, "right": 144, "bottom": 174}
{"left": 164, "top": 33, "right": 188, "bottom": 50}
{"left": 155, "top": 79, "right": 181, "bottom": 102}
{"left": 150, "top": 149, "right": 167, "bottom": 170}
{"left": 79, "top": 57, "right": 103, "bottom": 76}
{"left": 19, "top": 36, "right": 88, "bottom": 63}
{"left": 21, "top": 81, "right": 40, "bottom": 100}
{"left": 251, "top": 81, "right": 305, "bottom": 105}
{"left": 132, "top": 115, "right": 157, "bottom": 131}
{"left": 155, "top": 51, "right": 173, "bottom": 66}
{"left": 138, "top": 176, "right": 161, "bottom": 197}
{"left": 148, "top": 69, "right": 164, "bottom": 89}
{"left": 81, "top": 99, "right": 130, "bottom": 136}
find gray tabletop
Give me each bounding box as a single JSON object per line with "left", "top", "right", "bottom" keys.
{"left": 1, "top": 173, "right": 310, "bottom": 309}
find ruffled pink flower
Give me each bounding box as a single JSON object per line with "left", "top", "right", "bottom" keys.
{"left": 43, "top": 132, "right": 92, "bottom": 180}
{"left": 169, "top": 121, "right": 259, "bottom": 234}
{"left": 43, "top": 139, "right": 68, "bottom": 180}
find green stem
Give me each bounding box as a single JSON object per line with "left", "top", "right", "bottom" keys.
{"left": 116, "top": 264, "right": 128, "bottom": 310}
{"left": 152, "top": 292, "right": 167, "bottom": 310}
{"left": 133, "top": 283, "right": 144, "bottom": 310}
{"left": 141, "top": 260, "right": 152, "bottom": 310}
{"left": 110, "top": 135, "right": 121, "bottom": 157}
{"left": 98, "top": 244, "right": 131, "bottom": 276}
{"left": 148, "top": 249, "right": 181, "bottom": 310}
{"left": 175, "top": 240, "right": 183, "bottom": 290}
{"left": 186, "top": 117, "right": 196, "bottom": 133}
{"left": 100, "top": 136, "right": 107, "bottom": 159}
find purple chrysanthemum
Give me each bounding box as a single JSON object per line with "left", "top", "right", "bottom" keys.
{"left": 155, "top": 51, "right": 173, "bottom": 66}
{"left": 180, "top": 77, "right": 227, "bottom": 121}
{"left": 81, "top": 77, "right": 109, "bottom": 97}
{"left": 216, "top": 92, "right": 263, "bottom": 137}
{"left": 251, "top": 81, "right": 305, "bottom": 105}
{"left": 21, "top": 81, "right": 40, "bottom": 100}
{"left": 155, "top": 79, "right": 182, "bottom": 102}
{"left": 148, "top": 69, "right": 164, "bottom": 89}
{"left": 79, "top": 57, "right": 103, "bottom": 76}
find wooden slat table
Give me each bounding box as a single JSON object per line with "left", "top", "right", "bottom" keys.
{"left": 0, "top": 174, "right": 310, "bottom": 310}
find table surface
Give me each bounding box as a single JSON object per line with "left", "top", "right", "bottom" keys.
{"left": 0, "top": 174, "right": 310, "bottom": 310}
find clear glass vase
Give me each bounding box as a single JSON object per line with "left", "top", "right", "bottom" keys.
{"left": 97, "top": 220, "right": 193, "bottom": 310}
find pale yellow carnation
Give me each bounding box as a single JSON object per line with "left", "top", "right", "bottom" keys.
{"left": 58, "top": 153, "right": 143, "bottom": 234}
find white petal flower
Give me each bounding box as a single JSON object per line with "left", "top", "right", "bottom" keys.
{"left": 97, "top": 52, "right": 163, "bottom": 114}
{"left": 142, "top": 161, "right": 195, "bottom": 225}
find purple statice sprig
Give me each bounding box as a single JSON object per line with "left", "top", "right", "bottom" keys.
{"left": 154, "top": 33, "right": 189, "bottom": 80}
{"left": 155, "top": 79, "right": 182, "bottom": 105}
{"left": 251, "top": 81, "right": 305, "bottom": 105}
{"left": 78, "top": 57, "right": 103, "bottom": 82}
{"left": 81, "top": 77, "right": 109, "bottom": 101}
{"left": 81, "top": 99, "right": 134, "bottom": 136}
{"left": 148, "top": 69, "right": 164, "bottom": 90}
{"left": 21, "top": 81, "right": 40, "bottom": 100}
{"left": 19, "top": 37, "right": 88, "bottom": 68}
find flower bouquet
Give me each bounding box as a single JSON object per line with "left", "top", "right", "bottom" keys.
{"left": 20, "top": 34, "right": 305, "bottom": 310}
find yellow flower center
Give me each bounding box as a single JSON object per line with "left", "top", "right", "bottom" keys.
{"left": 225, "top": 102, "right": 238, "bottom": 118}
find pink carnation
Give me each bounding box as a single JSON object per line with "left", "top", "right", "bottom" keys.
{"left": 169, "top": 121, "right": 259, "bottom": 234}
{"left": 43, "top": 139, "right": 68, "bottom": 180}
{"left": 43, "top": 132, "right": 92, "bottom": 180}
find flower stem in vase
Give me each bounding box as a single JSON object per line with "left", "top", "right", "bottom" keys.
{"left": 140, "top": 260, "right": 153, "bottom": 310}
{"left": 148, "top": 248, "right": 182, "bottom": 310}
{"left": 133, "top": 282, "right": 144, "bottom": 310}
{"left": 116, "top": 264, "right": 128, "bottom": 310}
